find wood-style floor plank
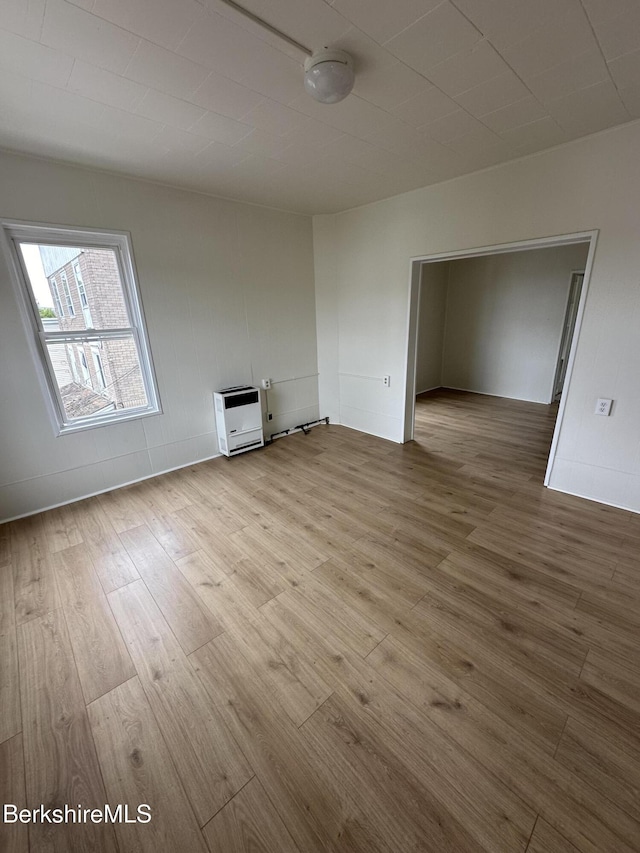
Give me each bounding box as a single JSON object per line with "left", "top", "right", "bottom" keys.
{"left": 10, "top": 535, "right": 59, "bottom": 627}
{"left": 39, "top": 505, "right": 82, "bottom": 553}
{"left": 202, "top": 777, "right": 300, "bottom": 853}
{"left": 230, "top": 516, "right": 330, "bottom": 574}
{"left": 17, "top": 609, "right": 117, "bottom": 852}
{"left": 118, "top": 483, "right": 200, "bottom": 561}
{"left": 226, "top": 557, "right": 285, "bottom": 607}
{"left": 174, "top": 492, "right": 246, "bottom": 539}
{"left": 177, "top": 550, "right": 332, "bottom": 727}
{"left": 0, "top": 561, "right": 21, "bottom": 744}
{"left": 53, "top": 543, "right": 135, "bottom": 703}
{"left": 261, "top": 597, "right": 537, "bottom": 853}
{"left": 7, "top": 514, "right": 48, "bottom": 554}
{"left": 368, "top": 631, "right": 566, "bottom": 756}
{"left": 192, "top": 633, "right": 375, "bottom": 853}
{"left": 71, "top": 497, "right": 139, "bottom": 593}
{"left": 352, "top": 528, "right": 448, "bottom": 577}
{"left": 108, "top": 580, "right": 252, "bottom": 826}
{"left": 173, "top": 506, "right": 248, "bottom": 571}
{"left": 268, "top": 574, "right": 385, "bottom": 659}
{"left": 554, "top": 715, "right": 640, "bottom": 824}
{"left": 300, "top": 694, "right": 489, "bottom": 853}
{"left": 119, "top": 524, "right": 222, "bottom": 654}
{"left": 87, "top": 676, "right": 209, "bottom": 853}
{"left": 228, "top": 615, "right": 334, "bottom": 728}
{"left": 436, "top": 546, "right": 582, "bottom": 614}
{"left": 0, "top": 525, "right": 9, "bottom": 566}
{"left": 526, "top": 817, "right": 582, "bottom": 853}
{"left": 366, "top": 627, "right": 640, "bottom": 852}
{"left": 0, "top": 734, "right": 28, "bottom": 853}
{"left": 410, "top": 569, "right": 589, "bottom": 678}
{"left": 175, "top": 548, "right": 260, "bottom": 633}
{"left": 97, "top": 486, "right": 146, "bottom": 533}
{"left": 311, "top": 558, "right": 411, "bottom": 634}
{"left": 135, "top": 470, "right": 195, "bottom": 513}
{"left": 467, "top": 521, "right": 617, "bottom": 589}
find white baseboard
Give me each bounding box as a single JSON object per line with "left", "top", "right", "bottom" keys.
{"left": 415, "top": 384, "right": 442, "bottom": 395}
{"left": 439, "top": 385, "right": 549, "bottom": 404}
{"left": 1, "top": 450, "right": 224, "bottom": 524}
{"left": 546, "top": 484, "right": 639, "bottom": 515}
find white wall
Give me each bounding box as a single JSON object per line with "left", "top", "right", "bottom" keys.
{"left": 441, "top": 244, "right": 589, "bottom": 403}
{"left": 313, "top": 119, "right": 640, "bottom": 513}
{"left": 415, "top": 262, "right": 448, "bottom": 394}
{"left": 0, "top": 151, "right": 318, "bottom": 521}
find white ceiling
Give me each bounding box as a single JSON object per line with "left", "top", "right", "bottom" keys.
{"left": 1, "top": 0, "right": 639, "bottom": 214}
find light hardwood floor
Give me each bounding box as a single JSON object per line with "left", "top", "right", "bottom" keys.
{"left": 1, "top": 388, "right": 640, "bottom": 852}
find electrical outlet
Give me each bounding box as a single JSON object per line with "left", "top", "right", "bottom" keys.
{"left": 267, "top": 412, "right": 273, "bottom": 421}
{"left": 261, "top": 378, "right": 271, "bottom": 390}
{"left": 595, "top": 398, "right": 613, "bottom": 416}
{"left": 383, "top": 374, "right": 391, "bottom": 387}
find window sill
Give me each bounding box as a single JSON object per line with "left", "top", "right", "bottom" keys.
{"left": 56, "top": 405, "right": 162, "bottom": 436}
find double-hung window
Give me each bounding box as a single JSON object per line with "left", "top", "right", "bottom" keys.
{"left": 2, "top": 221, "right": 161, "bottom": 434}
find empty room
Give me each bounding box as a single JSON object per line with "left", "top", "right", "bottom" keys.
{"left": 1, "top": 1, "right": 639, "bottom": 852}
{"left": 411, "top": 241, "right": 590, "bottom": 480}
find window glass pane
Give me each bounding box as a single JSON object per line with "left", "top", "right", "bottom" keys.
{"left": 19, "top": 243, "right": 130, "bottom": 330}
{"left": 46, "top": 335, "right": 149, "bottom": 421}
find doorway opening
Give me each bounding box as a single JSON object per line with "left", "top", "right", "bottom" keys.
{"left": 403, "top": 231, "right": 598, "bottom": 487}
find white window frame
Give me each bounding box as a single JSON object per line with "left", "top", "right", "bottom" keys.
{"left": 1, "top": 220, "right": 161, "bottom": 435}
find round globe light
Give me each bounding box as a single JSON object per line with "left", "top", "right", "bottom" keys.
{"left": 304, "top": 49, "right": 355, "bottom": 104}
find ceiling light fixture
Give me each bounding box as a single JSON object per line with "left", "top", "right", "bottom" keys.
{"left": 217, "top": 0, "right": 355, "bottom": 104}
{"left": 304, "top": 49, "right": 355, "bottom": 104}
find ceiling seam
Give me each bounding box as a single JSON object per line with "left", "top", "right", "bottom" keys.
{"left": 446, "top": 0, "right": 557, "bottom": 137}
{"left": 576, "top": 0, "right": 632, "bottom": 118}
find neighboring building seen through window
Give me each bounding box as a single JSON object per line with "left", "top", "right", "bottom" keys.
{"left": 3, "top": 223, "right": 160, "bottom": 433}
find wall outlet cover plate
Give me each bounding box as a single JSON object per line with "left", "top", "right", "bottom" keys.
{"left": 595, "top": 398, "right": 613, "bottom": 416}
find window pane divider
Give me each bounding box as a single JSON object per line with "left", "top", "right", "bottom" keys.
{"left": 40, "top": 327, "right": 135, "bottom": 343}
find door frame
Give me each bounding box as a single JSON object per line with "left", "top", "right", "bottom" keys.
{"left": 402, "top": 230, "right": 599, "bottom": 487}
{"left": 551, "top": 270, "right": 585, "bottom": 402}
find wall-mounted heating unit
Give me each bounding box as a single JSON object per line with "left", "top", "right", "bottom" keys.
{"left": 214, "top": 385, "right": 264, "bottom": 457}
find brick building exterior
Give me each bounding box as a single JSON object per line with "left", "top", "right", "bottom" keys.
{"left": 40, "top": 246, "right": 146, "bottom": 418}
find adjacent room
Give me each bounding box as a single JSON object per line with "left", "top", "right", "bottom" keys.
{"left": 411, "top": 240, "right": 591, "bottom": 481}
{"left": 1, "top": 1, "right": 640, "bottom": 852}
